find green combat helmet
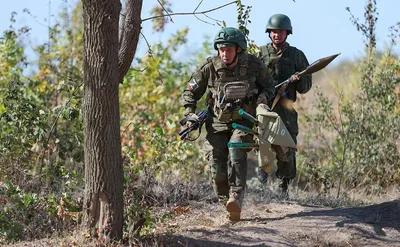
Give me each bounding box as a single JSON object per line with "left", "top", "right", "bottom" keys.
{"left": 265, "top": 14, "right": 293, "bottom": 34}
{"left": 213, "top": 27, "right": 247, "bottom": 51}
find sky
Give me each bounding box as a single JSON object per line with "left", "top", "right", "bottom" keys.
{"left": 0, "top": 0, "right": 399, "bottom": 67}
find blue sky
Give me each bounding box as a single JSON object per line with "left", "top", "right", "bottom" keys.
{"left": 1, "top": 0, "right": 399, "bottom": 66}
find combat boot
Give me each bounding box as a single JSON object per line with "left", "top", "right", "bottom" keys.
{"left": 256, "top": 167, "right": 268, "bottom": 184}
{"left": 278, "top": 178, "right": 290, "bottom": 198}
{"left": 226, "top": 188, "right": 243, "bottom": 221}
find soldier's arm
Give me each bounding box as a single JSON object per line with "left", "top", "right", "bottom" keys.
{"left": 179, "top": 65, "right": 209, "bottom": 116}
{"left": 295, "top": 50, "right": 312, "bottom": 94}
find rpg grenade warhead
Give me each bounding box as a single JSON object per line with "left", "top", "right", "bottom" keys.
{"left": 255, "top": 103, "right": 296, "bottom": 174}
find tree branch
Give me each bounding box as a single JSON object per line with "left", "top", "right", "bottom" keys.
{"left": 140, "top": 32, "right": 164, "bottom": 85}
{"left": 157, "top": 0, "right": 174, "bottom": 23}
{"left": 192, "top": 0, "right": 217, "bottom": 25}
{"left": 118, "top": 0, "right": 143, "bottom": 83}
{"left": 118, "top": 1, "right": 236, "bottom": 83}
{"left": 141, "top": 1, "right": 236, "bottom": 22}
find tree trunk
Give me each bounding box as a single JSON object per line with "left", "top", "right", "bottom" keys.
{"left": 82, "top": 0, "right": 123, "bottom": 240}
{"left": 118, "top": 0, "right": 143, "bottom": 82}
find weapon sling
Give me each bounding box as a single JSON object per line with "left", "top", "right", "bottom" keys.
{"left": 264, "top": 45, "right": 286, "bottom": 110}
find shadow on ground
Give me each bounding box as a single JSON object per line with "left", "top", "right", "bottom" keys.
{"left": 288, "top": 200, "right": 400, "bottom": 231}
{"left": 165, "top": 235, "right": 287, "bottom": 247}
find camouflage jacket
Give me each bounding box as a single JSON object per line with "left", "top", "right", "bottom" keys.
{"left": 258, "top": 42, "right": 312, "bottom": 101}
{"left": 257, "top": 42, "right": 312, "bottom": 139}
{"left": 180, "top": 52, "right": 275, "bottom": 129}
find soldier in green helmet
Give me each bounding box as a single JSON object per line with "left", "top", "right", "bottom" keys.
{"left": 256, "top": 14, "right": 312, "bottom": 196}
{"left": 180, "top": 27, "right": 275, "bottom": 221}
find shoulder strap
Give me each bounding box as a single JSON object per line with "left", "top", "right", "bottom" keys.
{"left": 269, "top": 53, "right": 282, "bottom": 72}
{"left": 209, "top": 57, "right": 218, "bottom": 94}
{"left": 239, "top": 51, "right": 248, "bottom": 76}
{"left": 269, "top": 43, "right": 292, "bottom": 73}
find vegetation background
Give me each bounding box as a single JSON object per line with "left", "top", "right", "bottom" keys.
{"left": 0, "top": 0, "right": 399, "bottom": 246}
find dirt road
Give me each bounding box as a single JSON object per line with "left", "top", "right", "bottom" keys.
{"left": 159, "top": 196, "right": 400, "bottom": 247}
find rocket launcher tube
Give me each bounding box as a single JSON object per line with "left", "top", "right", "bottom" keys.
{"left": 238, "top": 109, "right": 258, "bottom": 124}
{"left": 232, "top": 123, "right": 258, "bottom": 135}
{"left": 227, "top": 142, "right": 258, "bottom": 148}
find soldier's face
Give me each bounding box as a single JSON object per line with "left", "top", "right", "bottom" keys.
{"left": 270, "top": 29, "right": 287, "bottom": 45}
{"left": 218, "top": 47, "right": 238, "bottom": 65}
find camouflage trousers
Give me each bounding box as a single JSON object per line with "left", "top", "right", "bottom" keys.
{"left": 275, "top": 146, "right": 297, "bottom": 180}
{"left": 273, "top": 105, "right": 298, "bottom": 180}
{"left": 203, "top": 128, "right": 253, "bottom": 198}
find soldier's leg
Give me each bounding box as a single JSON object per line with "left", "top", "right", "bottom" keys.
{"left": 203, "top": 132, "right": 230, "bottom": 201}
{"left": 228, "top": 129, "right": 252, "bottom": 190}
{"left": 256, "top": 151, "right": 272, "bottom": 184}
{"left": 226, "top": 129, "right": 252, "bottom": 221}
{"left": 276, "top": 148, "right": 296, "bottom": 194}
{"left": 276, "top": 148, "right": 297, "bottom": 179}
{"left": 276, "top": 133, "right": 297, "bottom": 196}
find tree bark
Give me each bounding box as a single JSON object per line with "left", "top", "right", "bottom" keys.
{"left": 118, "top": 0, "right": 143, "bottom": 82}
{"left": 82, "top": 0, "right": 124, "bottom": 240}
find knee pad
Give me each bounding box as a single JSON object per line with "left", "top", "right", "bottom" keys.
{"left": 229, "top": 148, "right": 246, "bottom": 163}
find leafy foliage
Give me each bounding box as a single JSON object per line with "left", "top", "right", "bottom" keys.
{"left": 300, "top": 0, "right": 400, "bottom": 196}
{"left": 119, "top": 29, "right": 212, "bottom": 241}
{"left": 120, "top": 27, "right": 207, "bottom": 177}
{"left": 0, "top": 5, "right": 85, "bottom": 243}
{"left": 236, "top": 0, "right": 258, "bottom": 55}
{"left": 0, "top": 27, "right": 48, "bottom": 186}
{"left": 150, "top": 0, "right": 173, "bottom": 32}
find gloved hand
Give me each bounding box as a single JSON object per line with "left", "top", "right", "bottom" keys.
{"left": 185, "top": 113, "right": 200, "bottom": 128}
{"left": 256, "top": 93, "right": 267, "bottom": 104}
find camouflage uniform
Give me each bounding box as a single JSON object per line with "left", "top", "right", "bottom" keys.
{"left": 258, "top": 42, "right": 312, "bottom": 181}
{"left": 180, "top": 51, "right": 275, "bottom": 200}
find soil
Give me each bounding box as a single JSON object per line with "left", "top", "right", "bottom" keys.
{"left": 5, "top": 157, "right": 399, "bottom": 247}
{"left": 149, "top": 161, "right": 400, "bottom": 247}
{"left": 158, "top": 194, "right": 400, "bottom": 247}
{"left": 5, "top": 161, "right": 399, "bottom": 247}
{"left": 6, "top": 194, "right": 400, "bottom": 247}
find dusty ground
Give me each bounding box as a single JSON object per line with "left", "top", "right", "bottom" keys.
{"left": 157, "top": 192, "right": 400, "bottom": 247}
{"left": 6, "top": 184, "right": 399, "bottom": 247}
{"left": 5, "top": 165, "right": 399, "bottom": 247}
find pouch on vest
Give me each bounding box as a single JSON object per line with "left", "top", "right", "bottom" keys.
{"left": 214, "top": 81, "right": 249, "bottom": 122}
{"left": 223, "top": 81, "right": 248, "bottom": 100}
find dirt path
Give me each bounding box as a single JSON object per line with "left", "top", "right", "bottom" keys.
{"left": 158, "top": 198, "right": 400, "bottom": 247}
{"left": 4, "top": 195, "right": 399, "bottom": 247}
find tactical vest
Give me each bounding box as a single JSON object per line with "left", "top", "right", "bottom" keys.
{"left": 208, "top": 54, "right": 258, "bottom": 123}
{"left": 259, "top": 45, "right": 297, "bottom": 102}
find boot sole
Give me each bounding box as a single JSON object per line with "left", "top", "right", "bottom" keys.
{"left": 226, "top": 201, "right": 241, "bottom": 221}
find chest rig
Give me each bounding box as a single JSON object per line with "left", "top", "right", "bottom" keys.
{"left": 209, "top": 54, "right": 257, "bottom": 123}
{"left": 260, "top": 45, "right": 297, "bottom": 101}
